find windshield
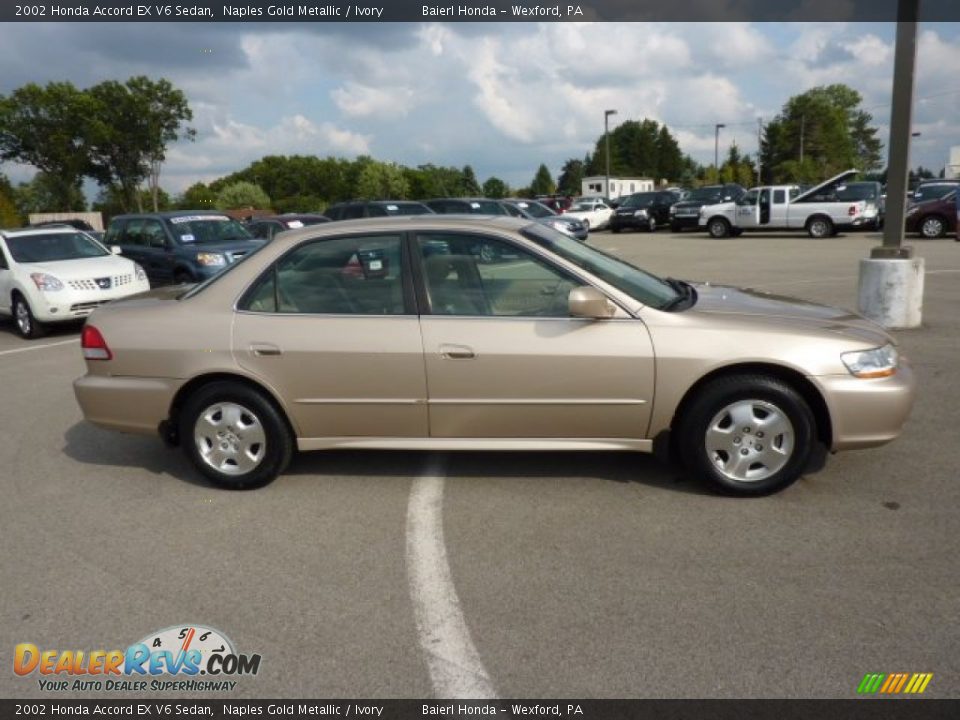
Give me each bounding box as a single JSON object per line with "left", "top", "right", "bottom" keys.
{"left": 5, "top": 232, "right": 109, "bottom": 263}
{"left": 620, "top": 193, "right": 656, "bottom": 208}
{"left": 520, "top": 224, "right": 679, "bottom": 309}
{"left": 686, "top": 187, "right": 724, "bottom": 202}
{"left": 166, "top": 215, "right": 254, "bottom": 244}
{"left": 378, "top": 203, "right": 433, "bottom": 216}
{"left": 512, "top": 201, "right": 554, "bottom": 218}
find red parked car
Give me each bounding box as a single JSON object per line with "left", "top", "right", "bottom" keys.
{"left": 904, "top": 190, "right": 957, "bottom": 239}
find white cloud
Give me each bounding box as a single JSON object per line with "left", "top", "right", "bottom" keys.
{"left": 331, "top": 81, "right": 416, "bottom": 117}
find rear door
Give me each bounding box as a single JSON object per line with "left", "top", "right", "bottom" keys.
{"left": 414, "top": 231, "right": 654, "bottom": 439}
{"left": 233, "top": 232, "right": 428, "bottom": 441}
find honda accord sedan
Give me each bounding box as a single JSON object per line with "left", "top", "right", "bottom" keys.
{"left": 73, "top": 216, "right": 915, "bottom": 496}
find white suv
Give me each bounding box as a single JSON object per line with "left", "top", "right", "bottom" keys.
{"left": 0, "top": 227, "right": 150, "bottom": 338}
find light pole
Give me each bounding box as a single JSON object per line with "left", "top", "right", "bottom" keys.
{"left": 604, "top": 109, "right": 617, "bottom": 200}
{"left": 714, "top": 123, "right": 726, "bottom": 174}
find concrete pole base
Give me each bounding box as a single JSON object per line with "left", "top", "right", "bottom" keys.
{"left": 857, "top": 257, "right": 925, "bottom": 329}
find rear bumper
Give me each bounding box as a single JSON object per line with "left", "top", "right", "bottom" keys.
{"left": 74, "top": 374, "right": 183, "bottom": 436}
{"left": 814, "top": 362, "right": 916, "bottom": 451}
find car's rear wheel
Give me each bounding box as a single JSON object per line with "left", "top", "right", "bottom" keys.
{"left": 12, "top": 294, "right": 45, "bottom": 339}
{"left": 920, "top": 215, "right": 946, "bottom": 239}
{"left": 180, "top": 381, "right": 293, "bottom": 489}
{"left": 807, "top": 216, "right": 833, "bottom": 239}
{"left": 707, "top": 218, "right": 731, "bottom": 238}
{"left": 676, "top": 374, "right": 816, "bottom": 496}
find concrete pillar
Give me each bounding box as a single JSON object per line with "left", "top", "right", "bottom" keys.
{"left": 857, "top": 257, "right": 925, "bottom": 329}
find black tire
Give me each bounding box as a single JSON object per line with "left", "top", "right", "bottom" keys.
{"left": 610, "top": 226, "right": 621, "bottom": 234}
{"left": 707, "top": 217, "right": 731, "bottom": 238}
{"left": 676, "top": 374, "right": 816, "bottom": 497}
{"left": 12, "top": 293, "right": 46, "bottom": 339}
{"left": 807, "top": 216, "right": 833, "bottom": 239}
{"left": 180, "top": 381, "right": 293, "bottom": 490}
{"left": 670, "top": 223, "right": 682, "bottom": 233}
{"left": 919, "top": 215, "right": 946, "bottom": 239}
{"left": 174, "top": 270, "right": 193, "bottom": 285}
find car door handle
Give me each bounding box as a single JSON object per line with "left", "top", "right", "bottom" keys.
{"left": 440, "top": 344, "right": 475, "bottom": 360}
{"left": 250, "top": 343, "right": 282, "bottom": 357}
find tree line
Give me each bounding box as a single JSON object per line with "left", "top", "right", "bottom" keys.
{"left": 0, "top": 76, "right": 893, "bottom": 224}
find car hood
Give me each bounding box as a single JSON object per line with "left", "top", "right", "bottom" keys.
{"left": 19, "top": 255, "right": 137, "bottom": 280}
{"left": 688, "top": 283, "right": 892, "bottom": 345}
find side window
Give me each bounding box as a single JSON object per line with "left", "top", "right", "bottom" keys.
{"left": 241, "top": 234, "right": 405, "bottom": 315}
{"left": 737, "top": 190, "right": 759, "bottom": 206}
{"left": 142, "top": 220, "right": 167, "bottom": 248}
{"left": 325, "top": 206, "right": 342, "bottom": 221}
{"left": 104, "top": 222, "right": 123, "bottom": 246}
{"left": 773, "top": 190, "right": 786, "bottom": 204}
{"left": 416, "top": 233, "right": 580, "bottom": 318}
{"left": 342, "top": 205, "right": 365, "bottom": 220}
{"left": 502, "top": 204, "right": 523, "bottom": 218}
{"left": 120, "top": 219, "right": 145, "bottom": 246}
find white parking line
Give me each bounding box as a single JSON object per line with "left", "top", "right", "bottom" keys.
{"left": 406, "top": 455, "right": 497, "bottom": 699}
{"left": 0, "top": 338, "right": 78, "bottom": 356}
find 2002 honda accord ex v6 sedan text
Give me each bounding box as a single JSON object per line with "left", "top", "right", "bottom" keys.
{"left": 73, "top": 216, "right": 915, "bottom": 496}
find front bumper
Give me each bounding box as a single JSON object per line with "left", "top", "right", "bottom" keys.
{"left": 610, "top": 214, "right": 653, "bottom": 231}
{"left": 670, "top": 214, "right": 701, "bottom": 229}
{"left": 814, "top": 361, "right": 916, "bottom": 451}
{"left": 32, "top": 280, "right": 151, "bottom": 323}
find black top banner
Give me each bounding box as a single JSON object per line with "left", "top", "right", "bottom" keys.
{"left": 3, "top": 0, "right": 960, "bottom": 22}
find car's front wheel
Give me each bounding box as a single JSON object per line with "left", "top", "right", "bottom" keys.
{"left": 12, "top": 293, "right": 45, "bottom": 339}
{"left": 180, "top": 381, "right": 293, "bottom": 489}
{"left": 707, "top": 218, "right": 731, "bottom": 238}
{"left": 676, "top": 374, "right": 816, "bottom": 496}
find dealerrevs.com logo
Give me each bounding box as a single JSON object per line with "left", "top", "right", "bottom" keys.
{"left": 14, "top": 624, "right": 261, "bottom": 692}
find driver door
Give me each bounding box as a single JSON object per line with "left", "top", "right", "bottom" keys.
{"left": 735, "top": 189, "right": 761, "bottom": 228}
{"left": 415, "top": 232, "right": 655, "bottom": 440}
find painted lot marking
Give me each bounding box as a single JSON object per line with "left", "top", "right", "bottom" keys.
{"left": 0, "top": 338, "right": 78, "bottom": 357}
{"left": 406, "top": 454, "right": 497, "bottom": 699}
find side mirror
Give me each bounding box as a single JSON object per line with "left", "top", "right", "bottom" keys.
{"left": 569, "top": 286, "right": 616, "bottom": 319}
{"left": 110, "top": 245, "right": 122, "bottom": 255}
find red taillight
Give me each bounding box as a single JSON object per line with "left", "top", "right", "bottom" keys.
{"left": 81, "top": 325, "right": 112, "bottom": 361}
{"left": 849, "top": 205, "right": 857, "bottom": 216}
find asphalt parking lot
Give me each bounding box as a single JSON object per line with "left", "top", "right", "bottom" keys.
{"left": 2, "top": 229, "right": 958, "bottom": 699}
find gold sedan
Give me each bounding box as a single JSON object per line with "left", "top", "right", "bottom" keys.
{"left": 74, "top": 216, "right": 915, "bottom": 496}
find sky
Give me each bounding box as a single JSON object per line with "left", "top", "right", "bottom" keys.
{"left": 1, "top": 21, "right": 958, "bottom": 197}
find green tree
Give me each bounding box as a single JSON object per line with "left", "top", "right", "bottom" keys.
{"left": 355, "top": 161, "right": 409, "bottom": 199}
{"left": 0, "top": 174, "right": 21, "bottom": 226}
{"left": 760, "top": 84, "right": 881, "bottom": 183}
{"left": 586, "top": 119, "right": 689, "bottom": 182}
{"left": 530, "top": 163, "right": 555, "bottom": 195}
{"left": 556, "top": 158, "right": 585, "bottom": 196}
{"left": 86, "top": 76, "right": 195, "bottom": 212}
{"left": 177, "top": 182, "right": 218, "bottom": 209}
{"left": 94, "top": 186, "right": 171, "bottom": 219}
{"left": 216, "top": 181, "right": 271, "bottom": 210}
{"left": 0, "top": 81, "right": 94, "bottom": 209}
{"left": 458, "top": 165, "right": 481, "bottom": 196}
{"left": 482, "top": 176, "right": 509, "bottom": 198}
{"left": 13, "top": 172, "right": 86, "bottom": 215}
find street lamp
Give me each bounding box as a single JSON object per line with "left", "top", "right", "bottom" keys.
{"left": 714, "top": 123, "right": 726, "bottom": 172}
{"left": 604, "top": 109, "right": 617, "bottom": 200}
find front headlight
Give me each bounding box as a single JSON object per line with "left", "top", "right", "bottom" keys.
{"left": 196, "top": 252, "right": 227, "bottom": 267}
{"left": 134, "top": 263, "right": 147, "bottom": 281}
{"left": 30, "top": 273, "right": 63, "bottom": 291}
{"left": 633, "top": 209, "right": 648, "bottom": 217}
{"left": 841, "top": 343, "right": 899, "bottom": 378}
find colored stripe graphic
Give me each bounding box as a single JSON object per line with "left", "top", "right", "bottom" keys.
{"left": 858, "top": 672, "right": 932, "bottom": 695}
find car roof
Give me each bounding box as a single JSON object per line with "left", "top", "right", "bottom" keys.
{"left": 268, "top": 214, "right": 529, "bottom": 246}
{"left": 111, "top": 210, "right": 232, "bottom": 220}
{"left": 1, "top": 226, "right": 91, "bottom": 239}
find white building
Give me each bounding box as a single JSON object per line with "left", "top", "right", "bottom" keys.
{"left": 581, "top": 176, "right": 654, "bottom": 200}
{"left": 946, "top": 145, "right": 960, "bottom": 180}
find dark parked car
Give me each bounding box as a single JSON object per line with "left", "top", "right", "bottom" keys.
{"left": 669, "top": 184, "right": 745, "bottom": 232}
{"left": 324, "top": 200, "right": 434, "bottom": 220}
{"left": 905, "top": 190, "right": 957, "bottom": 239}
{"left": 911, "top": 179, "right": 960, "bottom": 205}
{"left": 499, "top": 198, "right": 588, "bottom": 241}
{"left": 246, "top": 213, "right": 330, "bottom": 241}
{"left": 424, "top": 198, "right": 509, "bottom": 215}
{"left": 610, "top": 191, "right": 681, "bottom": 232}
{"left": 104, "top": 211, "right": 266, "bottom": 286}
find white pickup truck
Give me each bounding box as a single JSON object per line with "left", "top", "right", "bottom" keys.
{"left": 698, "top": 169, "right": 870, "bottom": 238}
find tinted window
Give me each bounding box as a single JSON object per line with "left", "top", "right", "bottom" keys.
{"left": 620, "top": 193, "right": 656, "bottom": 208}
{"left": 376, "top": 203, "right": 432, "bottom": 216}
{"left": 417, "top": 233, "right": 578, "bottom": 317}
{"left": 342, "top": 205, "right": 365, "bottom": 220}
{"left": 738, "top": 190, "right": 760, "bottom": 206}
{"left": 165, "top": 215, "right": 253, "bottom": 244}
{"left": 773, "top": 190, "right": 786, "bottom": 204}
{"left": 324, "top": 206, "right": 343, "bottom": 221}
{"left": 142, "top": 220, "right": 167, "bottom": 248}
{"left": 242, "top": 235, "right": 405, "bottom": 315}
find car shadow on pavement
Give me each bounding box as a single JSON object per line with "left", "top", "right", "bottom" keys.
{"left": 63, "top": 421, "right": 707, "bottom": 495}
{"left": 62, "top": 421, "right": 210, "bottom": 487}
{"left": 286, "top": 449, "right": 709, "bottom": 496}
